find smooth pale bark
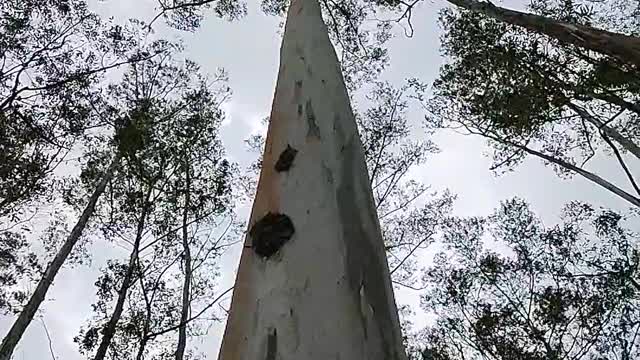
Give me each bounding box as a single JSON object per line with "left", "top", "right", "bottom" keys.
{"left": 175, "top": 163, "right": 192, "bottom": 360}
{"left": 0, "top": 153, "right": 122, "bottom": 360}
{"left": 447, "top": 0, "right": 640, "bottom": 68}
{"left": 216, "top": 0, "right": 407, "bottom": 358}
{"left": 93, "top": 189, "right": 152, "bottom": 360}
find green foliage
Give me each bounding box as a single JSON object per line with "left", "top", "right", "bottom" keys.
{"left": 0, "top": 0, "right": 164, "bottom": 218}
{"left": 155, "top": 0, "right": 247, "bottom": 31}
{"left": 0, "top": 230, "right": 40, "bottom": 314}
{"left": 420, "top": 198, "right": 640, "bottom": 360}
{"left": 425, "top": 1, "right": 640, "bottom": 204}
{"left": 72, "top": 44, "right": 238, "bottom": 360}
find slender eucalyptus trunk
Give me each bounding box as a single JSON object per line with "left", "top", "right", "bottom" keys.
{"left": 0, "top": 153, "right": 122, "bottom": 360}
{"left": 217, "top": 0, "right": 407, "bottom": 358}
{"left": 93, "top": 188, "right": 152, "bottom": 360}
{"left": 175, "top": 161, "right": 192, "bottom": 360}
{"left": 134, "top": 243, "right": 153, "bottom": 360}
{"left": 446, "top": 0, "right": 640, "bottom": 68}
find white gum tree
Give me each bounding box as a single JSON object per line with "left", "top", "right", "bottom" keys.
{"left": 216, "top": 0, "right": 408, "bottom": 358}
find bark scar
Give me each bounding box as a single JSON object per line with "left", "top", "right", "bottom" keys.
{"left": 275, "top": 145, "right": 298, "bottom": 172}
{"left": 250, "top": 213, "right": 295, "bottom": 258}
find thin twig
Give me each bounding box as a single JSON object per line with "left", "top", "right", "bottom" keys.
{"left": 40, "top": 319, "right": 56, "bottom": 360}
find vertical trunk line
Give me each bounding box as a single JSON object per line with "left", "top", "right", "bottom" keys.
{"left": 176, "top": 158, "right": 192, "bottom": 360}
{"left": 93, "top": 187, "right": 153, "bottom": 360}
{"left": 0, "top": 152, "right": 122, "bottom": 360}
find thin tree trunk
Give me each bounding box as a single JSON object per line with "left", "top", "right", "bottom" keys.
{"left": 175, "top": 160, "right": 192, "bottom": 360}
{"left": 135, "top": 337, "right": 148, "bottom": 360}
{"left": 0, "top": 153, "right": 122, "bottom": 360}
{"left": 446, "top": 0, "right": 640, "bottom": 68}
{"left": 217, "top": 0, "right": 407, "bottom": 358}
{"left": 134, "top": 236, "right": 154, "bottom": 360}
{"left": 568, "top": 103, "right": 640, "bottom": 161}
{"left": 93, "top": 188, "right": 152, "bottom": 360}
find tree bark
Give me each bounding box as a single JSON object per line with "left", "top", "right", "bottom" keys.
{"left": 216, "top": 0, "right": 407, "bottom": 358}
{"left": 446, "top": 0, "right": 640, "bottom": 68}
{"left": 93, "top": 188, "right": 152, "bottom": 360}
{"left": 175, "top": 161, "right": 192, "bottom": 360}
{"left": 0, "top": 153, "right": 122, "bottom": 360}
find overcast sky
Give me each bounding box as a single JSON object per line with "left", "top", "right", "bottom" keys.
{"left": 1, "top": 0, "right": 637, "bottom": 359}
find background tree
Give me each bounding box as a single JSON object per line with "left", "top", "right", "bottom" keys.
{"left": 357, "top": 81, "right": 452, "bottom": 288}
{"left": 418, "top": 198, "right": 640, "bottom": 360}
{"left": 0, "top": 0, "right": 162, "bottom": 219}
{"left": 71, "top": 46, "right": 238, "bottom": 360}
{"left": 443, "top": 0, "right": 640, "bottom": 68}
{"left": 424, "top": 1, "right": 640, "bottom": 208}
{"left": 150, "top": 0, "right": 247, "bottom": 31}
{"left": 0, "top": 8, "right": 171, "bottom": 355}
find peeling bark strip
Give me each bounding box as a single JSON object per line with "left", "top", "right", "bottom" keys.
{"left": 275, "top": 145, "right": 298, "bottom": 172}
{"left": 447, "top": 0, "right": 640, "bottom": 68}
{"left": 250, "top": 213, "right": 295, "bottom": 258}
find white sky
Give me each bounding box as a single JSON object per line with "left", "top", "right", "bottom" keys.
{"left": 1, "top": 0, "right": 638, "bottom": 359}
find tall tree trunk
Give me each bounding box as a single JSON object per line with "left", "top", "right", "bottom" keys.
{"left": 0, "top": 153, "right": 122, "bottom": 360}
{"left": 446, "top": 0, "right": 640, "bottom": 68}
{"left": 93, "top": 188, "right": 152, "bottom": 360}
{"left": 217, "top": 0, "right": 407, "bottom": 358}
{"left": 175, "top": 161, "right": 192, "bottom": 360}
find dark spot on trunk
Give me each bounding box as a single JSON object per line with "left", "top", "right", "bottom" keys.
{"left": 275, "top": 145, "right": 298, "bottom": 172}
{"left": 265, "top": 328, "right": 277, "bottom": 360}
{"left": 297, "top": 104, "right": 303, "bottom": 117}
{"left": 250, "top": 213, "right": 295, "bottom": 258}
{"left": 293, "top": 80, "right": 303, "bottom": 104}
{"left": 322, "top": 163, "right": 334, "bottom": 184}
{"left": 305, "top": 99, "right": 321, "bottom": 139}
